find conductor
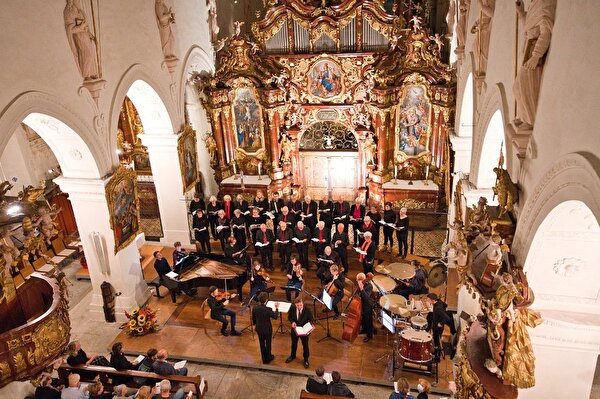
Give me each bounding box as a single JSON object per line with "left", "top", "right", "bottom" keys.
{"left": 252, "top": 292, "right": 279, "bottom": 364}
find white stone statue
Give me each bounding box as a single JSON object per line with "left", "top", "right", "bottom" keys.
{"left": 456, "top": 0, "right": 471, "bottom": 55}
{"left": 363, "top": 133, "right": 377, "bottom": 166}
{"left": 233, "top": 21, "right": 245, "bottom": 37}
{"left": 447, "top": 0, "right": 458, "bottom": 38}
{"left": 410, "top": 16, "right": 423, "bottom": 33}
{"left": 280, "top": 134, "right": 294, "bottom": 164}
{"left": 513, "top": 0, "right": 557, "bottom": 129}
{"left": 207, "top": 0, "right": 219, "bottom": 42}
{"left": 389, "top": 34, "right": 402, "bottom": 51}
{"left": 470, "top": 0, "right": 496, "bottom": 75}
{"left": 486, "top": 234, "right": 503, "bottom": 264}
{"left": 430, "top": 33, "right": 444, "bottom": 53}
{"left": 63, "top": 0, "right": 99, "bottom": 81}
{"left": 214, "top": 38, "right": 227, "bottom": 53}
{"left": 155, "top": 0, "right": 177, "bottom": 60}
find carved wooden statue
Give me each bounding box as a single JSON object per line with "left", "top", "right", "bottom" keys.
{"left": 155, "top": 0, "right": 177, "bottom": 60}
{"left": 63, "top": 0, "right": 99, "bottom": 81}
{"left": 470, "top": 0, "right": 495, "bottom": 76}
{"left": 493, "top": 167, "right": 519, "bottom": 217}
{"left": 207, "top": 0, "right": 219, "bottom": 42}
{"left": 456, "top": 0, "right": 471, "bottom": 57}
{"left": 513, "top": 0, "right": 557, "bottom": 129}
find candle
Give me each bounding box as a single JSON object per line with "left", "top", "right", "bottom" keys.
{"left": 258, "top": 162, "right": 262, "bottom": 176}
{"left": 394, "top": 165, "right": 398, "bottom": 179}
{"left": 233, "top": 162, "right": 237, "bottom": 175}
{"left": 425, "top": 165, "right": 430, "bottom": 180}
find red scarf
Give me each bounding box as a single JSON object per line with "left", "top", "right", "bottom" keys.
{"left": 225, "top": 201, "right": 231, "bottom": 219}
{"left": 360, "top": 240, "right": 371, "bottom": 262}
{"left": 319, "top": 229, "right": 323, "bottom": 241}
{"left": 353, "top": 206, "right": 361, "bottom": 219}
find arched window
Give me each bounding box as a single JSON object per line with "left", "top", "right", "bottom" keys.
{"left": 476, "top": 110, "right": 506, "bottom": 188}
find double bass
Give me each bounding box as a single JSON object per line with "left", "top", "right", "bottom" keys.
{"left": 342, "top": 272, "right": 373, "bottom": 342}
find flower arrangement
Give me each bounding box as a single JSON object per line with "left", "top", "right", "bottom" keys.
{"left": 124, "top": 305, "right": 159, "bottom": 336}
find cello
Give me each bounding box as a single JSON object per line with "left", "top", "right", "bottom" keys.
{"left": 341, "top": 272, "right": 373, "bottom": 342}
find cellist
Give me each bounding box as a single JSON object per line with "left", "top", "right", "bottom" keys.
{"left": 356, "top": 272, "right": 375, "bottom": 342}
{"left": 324, "top": 265, "right": 345, "bottom": 320}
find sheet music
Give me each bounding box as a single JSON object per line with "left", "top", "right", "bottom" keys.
{"left": 311, "top": 237, "right": 319, "bottom": 242}
{"left": 324, "top": 373, "right": 333, "bottom": 384}
{"left": 134, "top": 355, "right": 145, "bottom": 364}
{"left": 292, "top": 237, "right": 306, "bottom": 243}
{"left": 294, "top": 322, "right": 314, "bottom": 336}
{"left": 255, "top": 241, "right": 270, "bottom": 247}
{"left": 174, "top": 360, "right": 187, "bottom": 369}
{"left": 301, "top": 213, "right": 313, "bottom": 218}
{"left": 267, "top": 300, "right": 291, "bottom": 313}
{"left": 166, "top": 271, "right": 179, "bottom": 278}
{"left": 276, "top": 239, "right": 290, "bottom": 244}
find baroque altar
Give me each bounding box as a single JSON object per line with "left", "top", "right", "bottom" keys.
{"left": 196, "top": 0, "right": 455, "bottom": 210}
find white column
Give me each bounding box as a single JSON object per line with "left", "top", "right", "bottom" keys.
{"left": 54, "top": 176, "right": 150, "bottom": 321}
{"left": 520, "top": 310, "right": 600, "bottom": 399}
{"left": 138, "top": 133, "right": 190, "bottom": 246}
{"left": 450, "top": 134, "right": 473, "bottom": 175}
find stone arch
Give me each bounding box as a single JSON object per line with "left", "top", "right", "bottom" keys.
{"left": 470, "top": 83, "right": 511, "bottom": 187}
{"left": 0, "top": 91, "right": 108, "bottom": 178}
{"left": 457, "top": 73, "right": 474, "bottom": 137}
{"left": 475, "top": 110, "right": 506, "bottom": 188}
{"left": 178, "top": 45, "right": 214, "bottom": 114}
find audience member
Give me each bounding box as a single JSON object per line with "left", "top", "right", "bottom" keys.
{"left": 35, "top": 376, "right": 61, "bottom": 399}
{"left": 109, "top": 342, "right": 139, "bottom": 385}
{"left": 152, "top": 350, "right": 188, "bottom": 376}
{"left": 134, "top": 349, "right": 158, "bottom": 385}
{"left": 327, "top": 371, "right": 355, "bottom": 398}
{"left": 305, "top": 366, "right": 328, "bottom": 395}
{"left": 134, "top": 386, "right": 152, "bottom": 399}
{"left": 416, "top": 379, "right": 431, "bottom": 399}
{"left": 66, "top": 341, "right": 100, "bottom": 367}
{"left": 60, "top": 374, "right": 87, "bottom": 399}
{"left": 87, "top": 382, "right": 111, "bottom": 399}
{"left": 113, "top": 384, "right": 135, "bottom": 399}
{"left": 152, "top": 380, "right": 184, "bottom": 399}
{"left": 389, "top": 377, "right": 415, "bottom": 399}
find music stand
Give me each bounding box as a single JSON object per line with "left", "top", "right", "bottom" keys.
{"left": 240, "top": 292, "right": 258, "bottom": 339}
{"left": 267, "top": 299, "right": 292, "bottom": 337}
{"left": 302, "top": 289, "right": 325, "bottom": 329}
{"left": 318, "top": 290, "right": 341, "bottom": 343}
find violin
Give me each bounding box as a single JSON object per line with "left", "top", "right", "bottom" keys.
{"left": 215, "top": 289, "right": 237, "bottom": 301}
{"left": 250, "top": 267, "right": 271, "bottom": 282}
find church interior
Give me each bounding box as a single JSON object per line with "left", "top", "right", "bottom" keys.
{"left": 1, "top": 0, "right": 599, "bottom": 398}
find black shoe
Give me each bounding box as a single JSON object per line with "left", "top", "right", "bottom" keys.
{"left": 285, "top": 356, "right": 295, "bottom": 363}
{"left": 363, "top": 336, "right": 371, "bottom": 343}
{"left": 221, "top": 330, "right": 229, "bottom": 336}
{"left": 230, "top": 330, "right": 242, "bottom": 336}
{"left": 304, "top": 360, "right": 309, "bottom": 369}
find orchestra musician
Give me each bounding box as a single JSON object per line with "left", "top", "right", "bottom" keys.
{"left": 349, "top": 197, "right": 365, "bottom": 247}
{"left": 301, "top": 195, "right": 318, "bottom": 236}
{"left": 224, "top": 236, "right": 249, "bottom": 267}
{"left": 286, "top": 297, "right": 314, "bottom": 369}
{"left": 316, "top": 246, "right": 340, "bottom": 284}
{"left": 324, "top": 265, "right": 345, "bottom": 320}
{"left": 318, "top": 195, "right": 334, "bottom": 230}
{"left": 294, "top": 221, "right": 310, "bottom": 270}
{"left": 285, "top": 255, "right": 304, "bottom": 301}
{"left": 366, "top": 205, "right": 382, "bottom": 246}
{"left": 192, "top": 209, "right": 211, "bottom": 254}
{"left": 312, "top": 220, "right": 330, "bottom": 257}
{"left": 249, "top": 261, "right": 271, "bottom": 299}
{"left": 333, "top": 195, "right": 350, "bottom": 230}
{"left": 215, "top": 209, "right": 231, "bottom": 251}
{"left": 153, "top": 251, "right": 172, "bottom": 297}
{"left": 172, "top": 241, "right": 187, "bottom": 265}
{"left": 331, "top": 223, "right": 349, "bottom": 271}
{"left": 252, "top": 292, "right": 278, "bottom": 364}
{"left": 231, "top": 208, "right": 247, "bottom": 248}
{"left": 277, "top": 205, "right": 296, "bottom": 229}
{"left": 356, "top": 273, "right": 375, "bottom": 342}
{"left": 269, "top": 191, "right": 285, "bottom": 221}
{"left": 208, "top": 286, "right": 242, "bottom": 336}
{"left": 247, "top": 207, "right": 265, "bottom": 254}
{"left": 276, "top": 220, "right": 293, "bottom": 270}
{"left": 287, "top": 193, "right": 302, "bottom": 217}
{"left": 206, "top": 196, "right": 222, "bottom": 240}
{"left": 358, "top": 216, "right": 376, "bottom": 247}
{"left": 382, "top": 202, "right": 396, "bottom": 253}
{"left": 357, "top": 231, "right": 376, "bottom": 274}
{"left": 189, "top": 192, "right": 206, "bottom": 216}
{"left": 253, "top": 191, "right": 269, "bottom": 215}
{"left": 426, "top": 293, "right": 456, "bottom": 353}
{"left": 396, "top": 207, "right": 410, "bottom": 258}
{"left": 255, "top": 223, "right": 274, "bottom": 271}
{"left": 233, "top": 194, "right": 249, "bottom": 215}
{"left": 396, "top": 260, "right": 428, "bottom": 298}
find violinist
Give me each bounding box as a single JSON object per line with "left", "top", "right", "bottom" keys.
{"left": 276, "top": 220, "right": 293, "bottom": 270}
{"left": 316, "top": 246, "right": 340, "bottom": 284}
{"left": 324, "top": 265, "right": 345, "bottom": 320}
{"left": 356, "top": 273, "right": 375, "bottom": 342}
{"left": 249, "top": 261, "right": 271, "bottom": 299}
{"left": 285, "top": 255, "right": 304, "bottom": 301}
{"left": 208, "top": 286, "right": 241, "bottom": 336}
{"left": 331, "top": 223, "right": 349, "bottom": 272}
{"left": 231, "top": 208, "right": 247, "bottom": 248}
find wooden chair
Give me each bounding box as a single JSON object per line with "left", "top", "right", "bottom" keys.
{"left": 20, "top": 262, "right": 35, "bottom": 279}
{"left": 51, "top": 237, "right": 77, "bottom": 257}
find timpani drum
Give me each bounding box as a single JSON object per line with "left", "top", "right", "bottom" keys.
{"left": 410, "top": 315, "right": 428, "bottom": 330}
{"left": 399, "top": 329, "right": 433, "bottom": 363}
{"left": 386, "top": 262, "right": 416, "bottom": 281}
{"left": 379, "top": 294, "right": 410, "bottom": 318}
{"left": 371, "top": 275, "right": 397, "bottom": 295}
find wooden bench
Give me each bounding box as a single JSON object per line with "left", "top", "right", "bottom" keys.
{"left": 58, "top": 364, "right": 207, "bottom": 398}
{"left": 299, "top": 389, "right": 350, "bottom": 399}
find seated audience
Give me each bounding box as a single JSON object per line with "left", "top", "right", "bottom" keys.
{"left": 327, "top": 371, "right": 355, "bottom": 398}
{"left": 35, "top": 376, "right": 61, "bottom": 399}
{"left": 152, "top": 380, "right": 185, "bottom": 399}
{"left": 113, "top": 384, "right": 135, "bottom": 399}
{"left": 134, "top": 348, "right": 158, "bottom": 385}
{"left": 66, "top": 341, "right": 101, "bottom": 367}
{"left": 416, "top": 379, "right": 431, "bottom": 399}
{"left": 305, "top": 366, "right": 328, "bottom": 395}
{"left": 109, "top": 342, "right": 139, "bottom": 385}
{"left": 134, "top": 386, "right": 152, "bottom": 399}
{"left": 152, "top": 350, "right": 188, "bottom": 376}
{"left": 60, "top": 374, "right": 86, "bottom": 399}
{"left": 389, "top": 377, "right": 415, "bottom": 399}
{"left": 87, "top": 382, "right": 111, "bottom": 399}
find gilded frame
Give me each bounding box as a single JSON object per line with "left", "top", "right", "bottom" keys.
{"left": 231, "top": 78, "right": 266, "bottom": 156}
{"left": 177, "top": 124, "right": 200, "bottom": 193}
{"left": 306, "top": 57, "right": 346, "bottom": 103}
{"left": 105, "top": 166, "right": 142, "bottom": 254}
{"left": 394, "top": 79, "right": 432, "bottom": 162}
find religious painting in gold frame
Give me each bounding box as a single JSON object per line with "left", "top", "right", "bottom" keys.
{"left": 177, "top": 125, "right": 199, "bottom": 193}
{"left": 395, "top": 81, "right": 432, "bottom": 159}
{"left": 307, "top": 58, "right": 345, "bottom": 102}
{"left": 105, "top": 166, "right": 141, "bottom": 254}
{"left": 231, "top": 79, "right": 265, "bottom": 155}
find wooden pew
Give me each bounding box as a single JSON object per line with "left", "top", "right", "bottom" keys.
{"left": 299, "top": 389, "right": 350, "bottom": 399}
{"left": 58, "top": 364, "right": 208, "bottom": 398}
